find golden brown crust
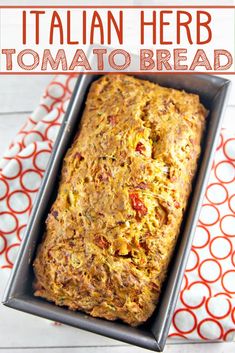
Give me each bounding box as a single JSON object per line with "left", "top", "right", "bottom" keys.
{"left": 33, "top": 74, "right": 207, "bottom": 326}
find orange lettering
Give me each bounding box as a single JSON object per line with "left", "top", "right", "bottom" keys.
{"left": 90, "top": 11, "right": 104, "bottom": 45}
{"left": 17, "top": 49, "right": 39, "bottom": 70}
{"left": 50, "top": 11, "right": 64, "bottom": 45}
{"left": 177, "top": 11, "right": 193, "bottom": 45}
{"left": 214, "top": 50, "right": 233, "bottom": 70}
{"left": 197, "top": 11, "right": 212, "bottom": 45}
{"left": 107, "top": 11, "right": 123, "bottom": 44}
{"left": 30, "top": 10, "right": 45, "bottom": 44}
{"left": 160, "top": 11, "right": 173, "bottom": 45}
{"left": 93, "top": 48, "right": 107, "bottom": 70}
{"left": 157, "top": 50, "right": 172, "bottom": 70}
{"left": 69, "top": 49, "right": 91, "bottom": 71}
{"left": 174, "top": 49, "right": 188, "bottom": 70}
{"left": 108, "top": 49, "right": 131, "bottom": 70}
{"left": 42, "top": 49, "right": 67, "bottom": 70}
{"left": 140, "top": 10, "right": 156, "bottom": 45}
{"left": 190, "top": 49, "right": 212, "bottom": 70}
{"left": 2, "top": 49, "right": 16, "bottom": 70}
{"left": 140, "top": 49, "right": 155, "bottom": 70}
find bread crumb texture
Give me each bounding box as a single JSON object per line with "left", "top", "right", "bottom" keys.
{"left": 34, "top": 75, "right": 207, "bottom": 326}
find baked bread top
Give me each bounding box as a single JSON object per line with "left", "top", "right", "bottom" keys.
{"left": 34, "top": 75, "right": 207, "bottom": 326}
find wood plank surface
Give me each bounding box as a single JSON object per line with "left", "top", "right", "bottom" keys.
{"left": 1, "top": 342, "right": 235, "bottom": 353}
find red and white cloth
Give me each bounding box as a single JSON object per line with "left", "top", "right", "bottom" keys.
{"left": 0, "top": 75, "right": 234, "bottom": 342}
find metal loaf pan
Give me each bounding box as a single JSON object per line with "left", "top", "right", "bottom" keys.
{"left": 3, "top": 72, "right": 231, "bottom": 352}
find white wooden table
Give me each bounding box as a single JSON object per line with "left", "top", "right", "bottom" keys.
{"left": 0, "top": 75, "right": 234, "bottom": 353}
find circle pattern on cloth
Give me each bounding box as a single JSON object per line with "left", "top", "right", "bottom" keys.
{"left": 7, "top": 190, "right": 31, "bottom": 214}
{"left": 180, "top": 290, "right": 205, "bottom": 309}
{"left": 20, "top": 169, "right": 43, "bottom": 192}
{"left": 66, "top": 75, "right": 78, "bottom": 94}
{"left": 232, "top": 250, "right": 235, "bottom": 267}
{"left": 4, "top": 143, "right": 22, "bottom": 158}
{"left": 0, "top": 212, "right": 18, "bottom": 234}
{"left": 33, "top": 104, "right": 50, "bottom": 120}
{"left": 223, "top": 138, "right": 235, "bottom": 161}
{"left": 220, "top": 215, "right": 235, "bottom": 237}
{"left": 215, "top": 161, "right": 235, "bottom": 184}
{"left": 186, "top": 249, "right": 199, "bottom": 272}
{"left": 214, "top": 292, "right": 232, "bottom": 299}
{"left": 0, "top": 178, "right": 9, "bottom": 200}
{"left": 209, "top": 236, "right": 232, "bottom": 259}
{"left": 181, "top": 281, "right": 211, "bottom": 309}
{"left": 33, "top": 149, "right": 51, "bottom": 171}
{"left": 1, "top": 158, "right": 22, "bottom": 180}
{"left": 197, "top": 319, "right": 223, "bottom": 340}
{"left": 168, "top": 333, "right": 187, "bottom": 339}
{"left": 173, "top": 309, "right": 197, "bottom": 334}
{"left": 42, "top": 108, "right": 60, "bottom": 124}
{"left": 5, "top": 243, "right": 20, "bottom": 266}
{"left": 18, "top": 142, "right": 36, "bottom": 159}
{"left": 181, "top": 275, "right": 188, "bottom": 291}
{"left": 222, "top": 270, "right": 235, "bottom": 294}
{"left": 198, "top": 259, "right": 222, "bottom": 283}
{"left": 0, "top": 234, "right": 7, "bottom": 254}
{"left": 17, "top": 224, "right": 27, "bottom": 242}
{"left": 180, "top": 281, "right": 211, "bottom": 309}
{"left": 45, "top": 123, "right": 61, "bottom": 142}
{"left": 199, "top": 204, "right": 220, "bottom": 226}
{"left": 47, "top": 82, "right": 66, "bottom": 100}
{"left": 188, "top": 281, "right": 212, "bottom": 297}
{"left": 23, "top": 131, "right": 44, "bottom": 146}
{"left": 228, "top": 194, "right": 235, "bottom": 214}
{"left": 61, "top": 100, "right": 69, "bottom": 114}
{"left": 216, "top": 133, "right": 223, "bottom": 151}
{"left": 192, "top": 225, "right": 210, "bottom": 249}
{"left": 205, "top": 297, "right": 231, "bottom": 319}
{"left": 224, "top": 329, "right": 235, "bottom": 341}
{"left": 206, "top": 183, "right": 228, "bottom": 205}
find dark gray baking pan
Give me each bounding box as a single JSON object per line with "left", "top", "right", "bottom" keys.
{"left": 3, "top": 72, "right": 231, "bottom": 352}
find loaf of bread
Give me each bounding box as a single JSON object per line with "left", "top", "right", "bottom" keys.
{"left": 33, "top": 74, "right": 207, "bottom": 326}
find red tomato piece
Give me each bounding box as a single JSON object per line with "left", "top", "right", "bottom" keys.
{"left": 129, "top": 193, "right": 148, "bottom": 217}
{"left": 135, "top": 142, "right": 146, "bottom": 155}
